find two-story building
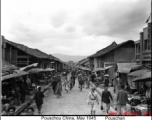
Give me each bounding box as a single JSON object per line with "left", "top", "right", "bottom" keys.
{"left": 135, "top": 19, "right": 151, "bottom": 66}
{"left": 88, "top": 40, "right": 136, "bottom": 82}
{"left": 2, "top": 36, "right": 63, "bottom": 71}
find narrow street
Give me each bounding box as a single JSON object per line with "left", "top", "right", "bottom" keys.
{"left": 33, "top": 74, "right": 104, "bottom": 115}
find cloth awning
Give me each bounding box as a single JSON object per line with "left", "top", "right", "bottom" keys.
{"left": 121, "top": 65, "right": 141, "bottom": 74}
{"left": 105, "top": 66, "right": 113, "bottom": 70}
{"left": 117, "top": 63, "right": 138, "bottom": 73}
{"left": 2, "top": 70, "right": 29, "bottom": 81}
{"left": 27, "top": 68, "right": 44, "bottom": 74}
{"left": 19, "top": 63, "right": 38, "bottom": 71}
{"left": 43, "top": 68, "right": 55, "bottom": 72}
{"left": 128, "top": 69, "right": 149, "bottom": 77}
{"left": 79, "top": 66, "right": 91, "bottom": 71}
{"left": 93, "top": 67, "right": 105, "bottom": 72}
{"left": 133, "top": 71, "right": 151, "bottom": 82}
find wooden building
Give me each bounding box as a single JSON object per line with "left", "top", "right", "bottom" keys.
{"left": 88, "top": 40, "right": 135, "bottom": 83}
{"left": 77, "top": 58, "right": 89, "bottom": 68}
{"left": 2, "top": 36, "right": 63, "bottom": 71}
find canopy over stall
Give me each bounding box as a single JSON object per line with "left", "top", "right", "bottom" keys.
{"left": 93, "top": 67, "right": 105, "bottom": 72}
{"left": 79, "top": 66, "right": 91, "bottom": 71}
{"left": 27, "top": 68, "right": 44, "bottom": 74}
{"left": 128, "top": 69, "right": 149, "bottom": 77}
{"left": 43, "top": 68, "right": 55, "bottom": 72}
{"left": 2, "top": 70, "right": 29, "bottom": 81}
{"left": 133, "top": 71, "right": 151, "bottom": 82}
{"left": 19, "top": 63, "right": 38, "bottom": 71}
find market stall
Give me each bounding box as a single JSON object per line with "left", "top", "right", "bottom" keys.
{"left": 126, "top": 71, "right": 151, "bottom": 115}
{"left": 2, "top": 70, "right": 29, "bottom": 106}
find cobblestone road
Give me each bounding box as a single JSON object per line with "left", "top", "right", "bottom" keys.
{"left": 33, "top": 73, "right": 116, "bottom": 115}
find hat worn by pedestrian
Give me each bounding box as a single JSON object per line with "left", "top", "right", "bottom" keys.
{"left": 27, "top": 107, "right": 34, "bottom": 112}
{"left": 104, "top": 74, "right": 109, "bottom": 77}
{"left": 8, "top": 106, "right": 16, "bottom": 115}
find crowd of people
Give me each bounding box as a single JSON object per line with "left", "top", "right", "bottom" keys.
{"left": 2, "top": 68, "right": 151, "bottom": 116}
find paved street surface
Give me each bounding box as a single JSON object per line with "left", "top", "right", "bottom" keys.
{"left": 32, "top": 73, "right": 116, "bottom": 115}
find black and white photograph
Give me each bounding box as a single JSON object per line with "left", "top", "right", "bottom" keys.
{"left": 1, "top": 0, "right": 151, "bottom": 117}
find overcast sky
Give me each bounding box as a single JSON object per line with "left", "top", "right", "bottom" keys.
{"left": 1, "top": 0, "right": 151, "bottom": 56}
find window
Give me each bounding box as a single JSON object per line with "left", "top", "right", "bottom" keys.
{"left": 144, "top": 39, "right": 148, "bottom": 51}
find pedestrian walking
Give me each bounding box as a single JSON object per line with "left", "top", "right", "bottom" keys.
{"left": 78, "top": 74, "right": 83, "bottom": 91}
{"left": 55, "top": 75, "right": 62, "bottom": 98}
{"left": 124, "top": 82, "right": 130, "bottom": 93}
{"left": 116, "top": 85, "right": 128, "bottom": 115}
{"left": 26, "top": 75, "right": 31, "bottom": 91}
{"left": 88, "top": 87, "right": 99, "bottom": 115}
{"left": 62, "top": 72, "right": 69, "bottom": 93}
{"left": 113, "top": 78, "right": 117, "bottom": 93}
{"left": 7, "top": 106, "right": 16, "bottom": 115}
{"left": 52, "top": 77, "right": 58, "bottom": 94}
{"left": 34, "top": 86, "right": 44, "bottom": 114}
{"left": 2, "top": 103, "right": 10, "bottom": 115}
{"left": 26, "top": 107, "right": 35, "bottom": 115}
{"left": 20, "top": 78, "right": 26, "bottom": 103}
{"left": 86, "top": 75, "right": 90, "bottom": 89}
{"left": 116, "top": 76, "right": 121, "bottom": 90}
{"left": 77, "top": 73, "right": 82, "bottom": 88}
{"left": 103, "top": 74, "right": 109, "bottom": 87}
{"left": 90, "top": 72, "right": 96, "bottom": 83}
{"left": 101, "top": 85, "right": 113, "bottom": 115}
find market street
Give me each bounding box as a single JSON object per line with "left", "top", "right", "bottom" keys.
{"left": 32, "top": 74, "right": 99, "bottom": 115}
{"left": 30, "top": 73, "right": 116, "bottom": 115}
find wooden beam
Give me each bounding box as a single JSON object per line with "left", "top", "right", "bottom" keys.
{"left": 17, "top": 55, "right": 31, "bottom": 58}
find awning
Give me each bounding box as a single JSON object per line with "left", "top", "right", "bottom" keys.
{"left": 2, "top": 70, "right": 29, "bottom": 81}
{"left": 117, "top": 63, "right": 137, "bottom": 73}
{"left": 27, "top": 68, "right": 44, "bottom": 74}
{"left": 121, "top": 65, "right": 141, "bottom": 73}
{"left": 133, "top": 71, "right": 151, "bottom": 82}
{"left": 105, "top": 66, "right": 113, "bottom": 70}
{"left": 79, "top": 66, "right": 91, "bottom": 71}
{"left": 128, "top": 69, "right": 149, "bottom": 77}
{"left": 19, "top": 63, "right": 38, "bottom": 71}
{"left": 43, "top": 68, "right": 55, "bottom": 72}
{"left": 93, "top": 67, "right": 105, "bottom": 72}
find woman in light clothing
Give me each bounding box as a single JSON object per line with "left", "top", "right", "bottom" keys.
{"left": 88, "top": 87, "right": 99, "bottom": 115}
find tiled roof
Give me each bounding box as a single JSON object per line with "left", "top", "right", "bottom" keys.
{"left": 2, "top": 60, "right": 18, "bottom": 76}
{"left": 3, "top": 38, "right": 49, "bottom": 59}
{"left": 88, "top": 41, "right": 117, "bottom": 58}
{"left": 48, "top": 54, "right": 63, "bottom": 63}
{"left": 78, "top": 58, "right": 88, "bottom": 65}
{"left": 88, "top": 40, "right": 134, "bottom": 58}
{"left": 2, "top": 37, "right": 58, "bottom": 60}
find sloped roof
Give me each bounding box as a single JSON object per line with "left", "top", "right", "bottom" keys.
{"left": 2, "top": 36, "right": 62, "bottom": 63}
{"left": 78, "top": 58, "right": 88, "bottom": 65}
{"left": 128, "top": 69, "right": 149, "bottom": 77}
{"left": 2, "top": 60, "right": 18, "bottom": 76}
{"left": 2, "top": 60, "right": 18, "bottom": 72}
{"left": 88, "top": 40, "right": 134, "bottom": 58}
{"left": 48, "top": 54, "right": 63, "bottom": 63}
{"left": 117, "top": 63, "right": 138, "bottom": 73}
{"left": 3, "top": 38, "right": 49, "bottom": 59}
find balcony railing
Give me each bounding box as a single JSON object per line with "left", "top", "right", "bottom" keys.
{"left": 141, "top": 50, "right": 151, "bottom": 61}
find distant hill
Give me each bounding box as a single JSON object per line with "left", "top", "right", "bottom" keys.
{"left": 52, "top": 53, "right": 87, "bottom": 62}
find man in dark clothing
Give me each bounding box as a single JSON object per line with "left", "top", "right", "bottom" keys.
{"left": 34, "top": 87, "right": 44, "bottom": 114}
{"left": 52, "top": 77, "right": 58, "bottom": 94}
{"left": 101, "top": 85, "right": 113, "bottom": 114}
{"left": 116, "top": 85, "right": 128, "bottom": 115}
{"left": 91, "top": 72, "right": 96, "bottom": 83}
{"left": 20, "top": 78, "right": 26, "bottom": 103}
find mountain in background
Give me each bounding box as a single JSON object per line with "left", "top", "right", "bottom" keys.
{"left": 52, "top": 53, "right": 87, "bottom": 62}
